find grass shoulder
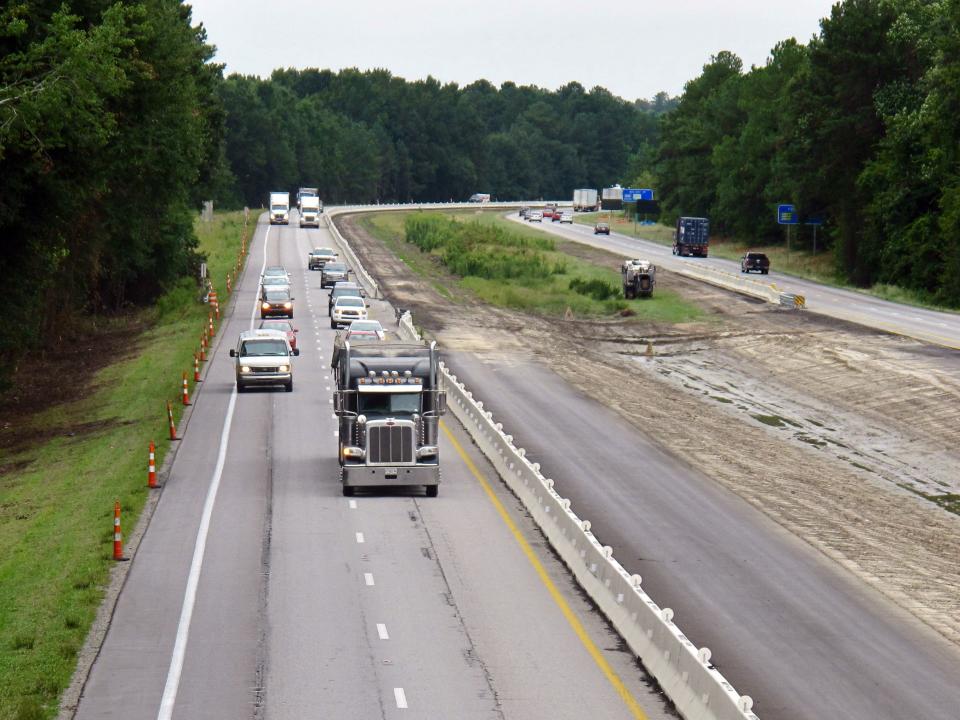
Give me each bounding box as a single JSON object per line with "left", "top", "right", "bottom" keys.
{"left": 0, "top": 211, "right": 247, "bottom": 720}
{"left": 359, "top": 210, "right": 702, "bottom": 324}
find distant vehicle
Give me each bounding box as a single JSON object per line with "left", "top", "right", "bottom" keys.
{"left": 299, "top": 195, "right": 322, "bottom": 228}
{"left": 260, "top": 274, "right": 291, "bottom": 292}
{"left": 344, "top": 319, "right": 385, "bottom": 341}
{"left": 260, "top": 288, "right": 294, "bottom": 319}
{"left": 601, "top": 186, "right": 623, "bottom": 211}
{"left": 331, "top": 340, "right": 446, "bottom": 496}
{"left": 258, "top": 319, "right": 298, "bottom": 350}
{"left": 573, "top": 188, "right": 599, "bottom": 212}
{"left": 331, "top": 295, "right": 368, "bottom": 328}
{"left": 559, "top": 211, "right": 574, "bottom": 224}
{"left": 308, "top": 247, "right": 338, "bottom": 271}
{"left": 468, "top": 193, "right": 491, "bottom": 203}
{"left": 297, "top": 187, "right": 318, "bottom": 210}
{"left": 262, "top": 265, "right": 290, "bottom": 281}
{"left": 673, "top": 217, "right": 710, "bottom": 257}
{"left": 594, "top": 221, "right": 610, "bottom": 235}
{"left": 621, "top": 259, "right": 656, "bottom": 299}
{"left": 528, "top": 210, "right": 543, "bottom": 222}
{"left": 741, "top": 252, "right": 770, "bottom": 274}
{"left": 230, "top": 329, "right": 299, "bottom": 393}
{"left": 328, "top": 282, "right": 364, "bottom": 315}
{"left": 543, "top": 204, "right": 558, "bottom": 219}
{"left": 519, "top": 206, "right": 530, "bottom": 217}
{"left": 321, "top": 261, "right": 349, "bottom": 288}
{"left": 269, "top": 191, "right": 289, "bottom": 225}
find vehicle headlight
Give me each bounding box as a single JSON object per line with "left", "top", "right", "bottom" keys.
{"left": 417, "top": 445, "right": 439, "bottom": 458}
{"left": 261, "top": 302, "right": 270, "bottom": 310}
{"left": 241, "top": 366, "right": 251, "bottom": 373}
{"left": 278, "top": 365, "right": 289, "bottom": 373}
{"left": 342, "top": 446, "right": 365, "bottom": 459}
{"left": 283, "top": 302, "right": 292, "bottom": 309}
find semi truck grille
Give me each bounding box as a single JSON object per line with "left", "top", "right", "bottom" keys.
{"left": 367, "top": 425, "right": 414, "bottom": 464}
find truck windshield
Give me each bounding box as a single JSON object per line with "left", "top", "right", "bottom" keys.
{"left": 271, "top": 204, "right": 286, "bottom": 211}
{"left": 359, "top": 393, "right": 421, "bottom": 417}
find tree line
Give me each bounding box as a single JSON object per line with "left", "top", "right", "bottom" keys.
{"left": 652, "top": 0, "right": 960, "bottom": 304}
{"left": 4, "top": 0, "right": 960, "bottom": 390}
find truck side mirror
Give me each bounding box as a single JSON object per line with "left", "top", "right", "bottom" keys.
{"left": 229, "top": 349, "right": 236, "bottom": 357}
{"left": 333, "top": 391, "right": 343, "bottom": 414}
{"left": 292, "top": 348, "right": 300, "bottom": 356}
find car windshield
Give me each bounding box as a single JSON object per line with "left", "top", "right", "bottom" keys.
{"left": 325, "top": 263, "right": 346, "bottom": 272}
{"left": 241, "top": 339, "right": 288, "bottom": 356}
{"left": 313, "top": 248, "right": 335, "bottom": 255}
{"left": 261, "top": 321, "right": 291, "bottom": 331}
{"left": 333, "top": 288, "right": 361, "bottom": 299}
{"left": 265, "top": 291, "right": 290, "bottom": 302}
{"left": 263, "top": 276, "right": 287, "bottom": 284}
{"left": 350, "top": 321, "right": 382, "bottom": 332}
{"left": 337, "top": 297, "right": 364, "bottom": 307}
{"left": 359, "top": 392, "right": 421, "bottom": 417}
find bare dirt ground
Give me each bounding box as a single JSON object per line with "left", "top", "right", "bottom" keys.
{"left": 337, "top": 212, "right": 960, "bottom": 647}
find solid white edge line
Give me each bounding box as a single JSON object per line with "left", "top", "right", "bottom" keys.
{"left": 157, "top": 223, "right": 271, "bottom": 720}
{"left": 394, "top": 687, "right": 407, "bottom": 709}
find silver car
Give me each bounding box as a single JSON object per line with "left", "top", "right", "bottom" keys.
{"left": 322, "top": 262, "right": 349, "bottom": 288}
{"left": 527, "top": 210, "right": 543, "bottom": 222}
{"left": 230, "top": 329, "right": 299, "bottom": 393}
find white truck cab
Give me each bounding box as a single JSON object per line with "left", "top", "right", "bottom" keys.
{"left": 300, "top": 195, "right": 322, "bottom": 228}
{"left": 269, "top": 191, "right": 290, "bottom": 225}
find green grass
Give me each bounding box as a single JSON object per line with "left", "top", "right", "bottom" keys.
{"left": 359, "top": 211, "right": 702, "bottom": 324}
{"left": 0, "top": 211, "right": 249, "bottom": 720}
{"left": 574, "top": 211, "right": 958, "bottom": 312}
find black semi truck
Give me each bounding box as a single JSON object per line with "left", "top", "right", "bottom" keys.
{"left": 673, "top": 216, "right": 710, "bottom": 257}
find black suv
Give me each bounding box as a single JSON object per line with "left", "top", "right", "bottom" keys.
{"left": 740, "top": 252, "right": 770, "bottom": 274}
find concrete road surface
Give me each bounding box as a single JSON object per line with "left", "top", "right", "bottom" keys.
{"left": 508, "top": 213, "right": 960, "bottom": 349}
{"left": 74, "top": 213, "right": 672, "bottom": 720}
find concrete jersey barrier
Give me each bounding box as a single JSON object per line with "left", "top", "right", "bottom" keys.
{"left": 336, "top": 204, "right": 761, "bottom": 720}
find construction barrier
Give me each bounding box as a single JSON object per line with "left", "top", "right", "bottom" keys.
{"left": 166, "top": 400, "right": 177, "bottom": 441}
{"left": 194, "top": 354, "right": 201, "bottom": 382}
{"left": 147, "top": 441, "right": 157, "bottom": 488}
{"left": 199, "top": 333, "right": 207, "bottom": 362}
{"left": 113, "top": 501, "right": 124, "bottom": 561}
{"left": 181, "top": 372, "right": 191, "bottom": 406}
{"left": 779, "top": 293, "right": 806, "bottom": 309}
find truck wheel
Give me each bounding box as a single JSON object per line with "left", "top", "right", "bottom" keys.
{"left": 285, "top": 381, "right": 293, "bottom": 393}
{"left": 425, "top": 485, "right": 439, "bottom": 498}
{"left": 330, "top": 320, "right": 337, "bottom": 329}
{"left": 237, "top": 382, "right": 247, "bottom": 393}
{"left": 342, "top": 485, "right": 355, "bottom": 497}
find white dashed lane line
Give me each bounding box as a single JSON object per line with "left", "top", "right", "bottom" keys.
{"left": 355, "top": 532, "right": 365, "bottom": 544}
{"left": 394, "top": 688, "right": 408, "bottom": 709}
{"left": 377, "top": 623, "right": 389, "bottom": 640}
{"left": 348, "top": 500, "right": 357, "bottom": 510}
{"left": 364, "top": 573, "right": 375, "bottom": 586}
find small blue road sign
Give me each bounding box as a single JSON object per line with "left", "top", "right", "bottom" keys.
{"left": 778, "top": 204, "right": 798, "bottom": 225}
{"left": 623, "top": 188, "right": 654, "bottom": 202}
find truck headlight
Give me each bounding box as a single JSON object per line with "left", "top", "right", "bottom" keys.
{"left": 342, "top": 446, "right": 365, "bottom": 459}
{"left": 279, "top": 365, "right": 289, "bottom": 373}
{"left": 416, "top": 446, "right": 439, "bottom": 458}
{"left": 241, "top": 366, "right": 251, "bottom": 373}
{"left": 262, "top": 302, "right": 270, "bottom": 310}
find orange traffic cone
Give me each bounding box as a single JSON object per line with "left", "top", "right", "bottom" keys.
{"left": 166, "top": 400, "right": 177, "bottom": 441}
{"left": 113, "top": 500, "right": 124, "bottom": 560}
{"left": 208, "top": 313, "right": 215, "bottom": 337}
{"left": 194, "top": 353, "right": 201, "bottom": 382}
{"left": 226, "top": 274, "right": 232, "bottom": 294}
{"left": 181, "top": 372, "right": 191, "bottom": 406}
{"left": 199, "top": 334, "right": 207, "bottom": 362}
{"left": 148, "top": 441, "right": 157, "bottom": 488}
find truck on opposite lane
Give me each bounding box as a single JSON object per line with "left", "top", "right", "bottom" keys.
{"left": 673, "top": 216, "right": 709, "bottom": 257}
{"left": 332, "top": 340, "right": 446, "bottom": 496}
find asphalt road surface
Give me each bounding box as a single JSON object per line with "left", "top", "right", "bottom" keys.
{"left": 73, "top": 213, "right": 673, "bottom": 720}
{"left": 508, "top": 213, "right": 960, "bottom": 349}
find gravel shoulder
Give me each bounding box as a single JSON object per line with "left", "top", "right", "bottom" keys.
{"left": 336, "top": 211, "right": 960, "bottom": 647}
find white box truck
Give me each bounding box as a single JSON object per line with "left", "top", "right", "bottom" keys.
{"left": 573, "top": 189, "right": 598, "bottom": 212}
{"left": 299, "top": 195, "right": 321, "bottom": 228}
{"left": 269, "top": 191, "right": 290, "bottom": 225}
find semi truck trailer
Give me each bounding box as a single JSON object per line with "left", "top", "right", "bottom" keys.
{"left": 673, "top": 216, "right": 710, "bottom": 257}
{"left": 573, "top": 188, "right": 598, "bottom": 212}
{"left": 332, "top": 340, "right": 446, "bottom": 496}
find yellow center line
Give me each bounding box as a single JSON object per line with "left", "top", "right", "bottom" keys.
{"left": 441, "top": 421, "right": 650, "bottom": 720}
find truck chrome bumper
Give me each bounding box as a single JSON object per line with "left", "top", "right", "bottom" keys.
{"left": 342, "top": 464, "right": 440, "bottom": 487}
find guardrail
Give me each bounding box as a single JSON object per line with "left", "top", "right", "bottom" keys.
{"left": 342, "top": 206, "right": 761, "bottom": 720}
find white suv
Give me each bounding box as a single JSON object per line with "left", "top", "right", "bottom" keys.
{"left": 230, "top": 329, "right": 299, "bottom": 393}
{"left": 330, "top": 296, "right": 368, "bottom": 329}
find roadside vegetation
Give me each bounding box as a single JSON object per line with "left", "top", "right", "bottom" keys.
{"left": 361, "top": 211, "right": 702, "bottom": 323}
{"left": 0, "top": 212, "right": 247, "bottom": 720}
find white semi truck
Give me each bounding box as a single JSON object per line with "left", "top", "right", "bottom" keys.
{"left": 269, "top": 191, "right": 290, "bottom": 225}
{"left": 573, "top": 189, "right": 598, "bottom": 212}
{"left": 299, "top": 195, "right": 321, "bottom": 228}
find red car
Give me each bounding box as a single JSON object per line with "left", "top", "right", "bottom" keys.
{"left": 258, "top": 319, "right": 299, "bottom": 350}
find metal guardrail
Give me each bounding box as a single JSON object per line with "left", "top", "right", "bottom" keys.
{"left": 339, "top": 203, "right": 761, "bottom": 720}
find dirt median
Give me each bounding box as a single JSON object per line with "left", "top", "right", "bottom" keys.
{"left": 336, "top": 211, "right": 960, "bottom": 647}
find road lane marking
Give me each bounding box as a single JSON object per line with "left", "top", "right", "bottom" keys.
{"left": 377, "top": 623, "right": 389, "bottom": 640}
{"left": 356, "top": 532, "right": 365, "bottom": 544}
{"left": 364, "top": 573, "right": 375, "bottom": 586}
{"left": 348, "top": 500, "right": 358, "bottom": 510}
{"left": 442, "top": 422, "right": 650, "bottom": 720}
{"left": 394, "top": 688, "right": 407, "bottom": 709}
{"left": 157, "top": 223, "right": 273, "bottom": 720}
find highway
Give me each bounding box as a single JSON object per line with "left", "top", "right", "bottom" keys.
{"left": 73, "top": 213, "right": 673, "bottom": 720}
{"left": 507, "top": 212, "right": 960, "bottom": 349}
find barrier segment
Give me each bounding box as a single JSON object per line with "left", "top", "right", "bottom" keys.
{"left": 112, "top": 501, "right": 124, "bottom": 560}
{"left": 194, "top": 354, "right": 201, "bottom": 383}
{"left": 148, "top": 441, "right": 157, "bottom": 488}
{"left": 439, "top": 365, "right": 760, "bottom": 720}
{"left": 181, "top": 372, "right": 191, "bottom": 406}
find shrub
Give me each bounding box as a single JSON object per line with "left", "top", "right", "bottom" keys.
{"left": 568, "top": 277, "right": 619, "bottom": 301}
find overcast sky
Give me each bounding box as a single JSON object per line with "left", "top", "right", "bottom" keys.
{"left": 188, "top": 0, "right": 837, "bottom": 101}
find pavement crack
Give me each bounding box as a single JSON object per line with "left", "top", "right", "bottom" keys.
{"left": 252, "top": 398, "right": 275, "bottom": 720}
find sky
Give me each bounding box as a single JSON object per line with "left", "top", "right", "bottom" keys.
{"left": 187, "top": 0, "right": 838, "bottom": 101}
